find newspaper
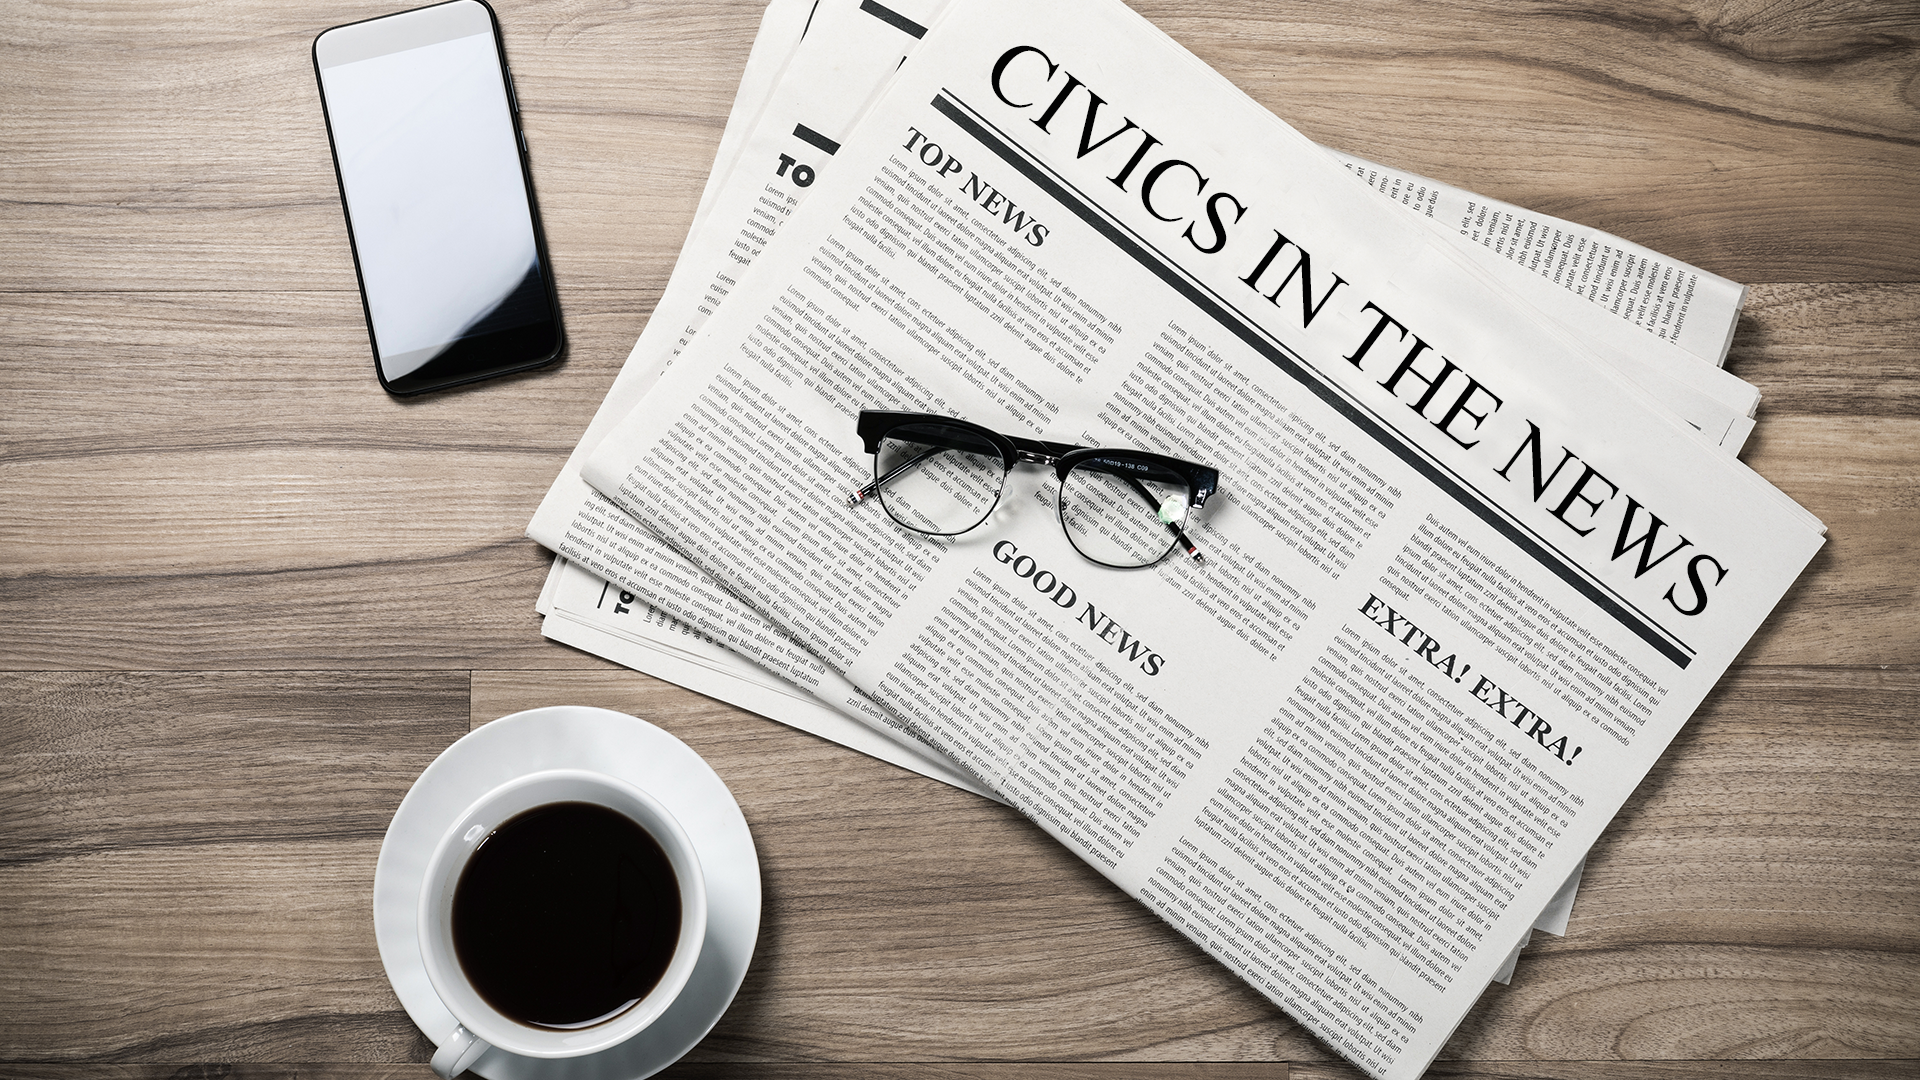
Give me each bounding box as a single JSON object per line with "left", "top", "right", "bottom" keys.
{"left": 536, "top": 0, "right": 1749, "bottom": 1029}
{"left": 1329, "top": 152, "right": 1749, "bottom": 367}
{"left": 563, "top": 0, "right": 1824, "bottom": 1075}
{"left": 533, "top": 0, "right": 1764, "bottom": 789}
{"left": 534, "top": 0, "right": 1746, "bottom": 987}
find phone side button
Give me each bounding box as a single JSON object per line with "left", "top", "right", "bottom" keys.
{"left": 519, "top": 130, "right": 528, "bottom": 155}
{"left": 505, "top": 68, "right": 520, "bottom": 113}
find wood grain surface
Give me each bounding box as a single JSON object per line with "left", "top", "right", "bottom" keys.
{"left": 1, "top": 0, "right": 1914, "bottom": 1078}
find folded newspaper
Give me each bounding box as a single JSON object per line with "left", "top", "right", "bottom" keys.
{"left": 536, "top": 0, "right": 1754, "bottom": 959}
{"left": 529, "top": 0, "right": 1824, "bottom": 1076}
{"left": 535, "top": 0, "right": 1762, "bottom": 799}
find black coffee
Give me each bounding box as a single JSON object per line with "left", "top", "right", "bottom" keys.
{"left": 451, "top": 801, "right": 682, "bottom": 1028}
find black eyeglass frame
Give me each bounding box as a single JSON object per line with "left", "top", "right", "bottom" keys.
{"left": 849, "top": 410, "right": 1219, "bottom": 567}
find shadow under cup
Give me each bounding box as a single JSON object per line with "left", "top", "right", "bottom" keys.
{"left": 418, "top": 770, "right": 708, "bottom": 1067}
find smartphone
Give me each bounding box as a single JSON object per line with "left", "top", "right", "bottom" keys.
{"left": 314, "top": 0, "right": 563, "bottom": 395}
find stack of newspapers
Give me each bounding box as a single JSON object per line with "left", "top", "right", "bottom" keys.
{"left": 527, "top": 1, "right": 1826, "bottom": 1076}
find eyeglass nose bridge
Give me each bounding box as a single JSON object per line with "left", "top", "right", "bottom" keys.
{"left": 1014, "top": 449, "right": 1060, "bottom": 467}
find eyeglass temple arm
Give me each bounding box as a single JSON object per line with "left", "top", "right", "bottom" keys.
{"left": 847, "top": 444, "right": 951, "bottom": 505}
{"left": 1122, "top": 474, "right": 1204, "bottom": 563}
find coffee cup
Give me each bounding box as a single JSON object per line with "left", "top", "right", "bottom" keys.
{"left": 417, "top": 769, "right": 707, "bottom": 1078}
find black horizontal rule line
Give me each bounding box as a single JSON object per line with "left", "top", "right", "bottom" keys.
{"left": 794, "top": 123, "right": 842, "bottom": 156}
{"left": 860, "top": 0, "right": 928, "bottom": 39}
{"left": 928, "top": 89, "right": 1695, "bottom": 669}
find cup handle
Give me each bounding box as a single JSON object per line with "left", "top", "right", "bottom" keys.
{"left": 431, "top": 1023, "right": 491, "bottom": 1079}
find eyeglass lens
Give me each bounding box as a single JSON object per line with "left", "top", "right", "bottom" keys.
{"left": 873, "top": 422, "right": 1009, "bottom": 536}
{"left": 1059, "top": 457, "right": 1192, "bottom": 567}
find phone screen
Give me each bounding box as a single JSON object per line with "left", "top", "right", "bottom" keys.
{"left": 316, "top": 1, "right": 562, "bottom": 394}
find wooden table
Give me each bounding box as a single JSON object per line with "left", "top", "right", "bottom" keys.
{"left": 3, "top": 1, "right": 1914, "bottom": 1077}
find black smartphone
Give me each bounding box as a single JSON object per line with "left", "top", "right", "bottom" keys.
{"left": 314, "top": 0, "right": 563, "bottom": 395}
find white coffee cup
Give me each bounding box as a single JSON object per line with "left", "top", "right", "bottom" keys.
{"left": 417, "top": 769, "right": 707, "bottom": 1078}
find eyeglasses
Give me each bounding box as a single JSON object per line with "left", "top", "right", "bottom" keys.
{"left": 847, "top": 410, "right": 1219, "bottom": 568}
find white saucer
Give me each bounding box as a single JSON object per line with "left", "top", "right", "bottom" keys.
{"left": 373, "top": 706, "right": 761, "bottom": 1080}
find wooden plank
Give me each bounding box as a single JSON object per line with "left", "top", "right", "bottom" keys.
{"left": 1150, "top": 0, "right": 1920, "bottom": 282}
{"left": 0, "top": 287, "right": 656, "bottom": 669}
{"left": 0, "top": 288, "right": 650, "bottom": 462}
{"left": 2, "top": 447, "right": 1888, "bottom": 669}
{"left": 0, "top": 841, "right": 432, "bottom": 1063}
{"left": 1, "top": 1, "right": 1914, "bottom": 292}
{"left": 0, "top": 0, "right": 751, "bottom": 294}
{"left": 469, "top": 667, "right": 1918, "bottom": 1065}
{"left": 4, "top": 1066, "right": 1917, "bottom": 1080}
{"left": 2, "top": 286, "right": 1911, "bottom": 669}
{"left": 1572, "top": 667, "right": 1918, "bottom": 955}
{"left": 1730, "top": 284, "right": 1920, "bottom": 417}
{"left": 1295, "top": 1064, "right": 1918, "bottom": 1080}
{"left": 0, "top": 540, "right": 601, "bottom": 670}
{"left": 0, "top": 1060, "right": 1290, "bottom": 1068}
{"left": 1325, "top": 666, "right": 1919, "bottom": 1062}
{"left": 5, "top": 281, "right": 1905, "bottom": 439}
{"left": 0, "top": 671, "right": 468, "bottom": 1062}
{"left": 1146, "top": 0, "right": 1920, "bottom": 149}
{"left": 1448, "top": 945, "right": 1917, "bottom": 1060}
{"left": 17, "top": 1062, "right": 1920, "bottom": 1080}
{"left": 1734, "top": 416, "right": 1920, "bottom": 667}
{"left": 0, "top": 671, "right": 468, "bottom": 863}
